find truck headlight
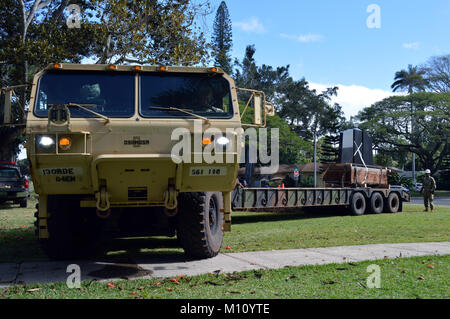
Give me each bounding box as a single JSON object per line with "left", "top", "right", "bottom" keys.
{"left": 37, "top": 135, "right": 55, "bottom": 151}
{"left": 216, "top": 136, "right": 229, "bottom": 146}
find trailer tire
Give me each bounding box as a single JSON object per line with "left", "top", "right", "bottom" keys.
{"left": 385, "top": 192, "right": 400, "bottom": 213}
{"left": 369, "top": 192, "right": 384, "bottom": 214}
{"left": 176, "top": 192, "right": 224, "bottom": 259}
{"left": 350, "top": 192, "right": 366, "bottom": 216}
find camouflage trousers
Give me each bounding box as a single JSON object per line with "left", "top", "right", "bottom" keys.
{"left": 423, "top": 191, "right": 434, "bottom": 210}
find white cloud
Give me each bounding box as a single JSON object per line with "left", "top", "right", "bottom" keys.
{"left": 233, "top": 17, "right": 265, "bottom": 34}
{"left": 308, "top": 83, "right": 403, "bottom": 119}
{"left": 402, "top": 42, "right": 420, "bottom": 50}
{"left": 280, "top": 33, "right": 324, "bottom": 43}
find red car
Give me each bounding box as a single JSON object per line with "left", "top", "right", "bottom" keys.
{"left": 0, "top": 162, "right": 29, "bottom": 207}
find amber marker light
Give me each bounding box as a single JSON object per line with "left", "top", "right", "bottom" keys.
{"left": 158, "top": 66, "right": 167, "bottom": 71}
{"left": 59, "top": 137, "right": 72, "bottom": 150}
{"left": 107, "top": 64, "right": 117, "bottom": 70}
{"left": 133, "top": 65, "right": 142, "bottom": 71}
{"left": 210, "top": 67, "right": 217, "bottom": 72}
{"left": 202, "top": 138, "right": 212, "bottom": 145}
{"left": 53, "top": 63, "right": 62, "bottom": 69}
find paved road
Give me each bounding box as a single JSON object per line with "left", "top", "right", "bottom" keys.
{"left": 410, "top": 197, "right": 450, "bottom": 206}
{"left": 0, "top": 242, "right": 449, "bottom": 287}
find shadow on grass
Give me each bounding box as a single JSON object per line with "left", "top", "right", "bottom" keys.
{"left": 231, "top": 206, "right": 351, "bottom": 225}
{"left": 0, "top": 203, "right": 24, "bottom": 210}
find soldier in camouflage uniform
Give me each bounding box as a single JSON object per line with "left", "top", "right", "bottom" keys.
{"left": 421, "top": 169, "right": 436, "bottom": 212}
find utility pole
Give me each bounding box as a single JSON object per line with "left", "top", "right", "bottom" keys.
{"left": 313, "top": 131, "right": 317, "bottom": 188}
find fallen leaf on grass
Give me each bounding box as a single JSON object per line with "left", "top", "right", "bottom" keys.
{"left": 250, "top": 290, "right": 256, "bottom": 294}
{"left": 225, "top": 246, "right": 232, "bottom": 250}
{"left": 336, "top": 267, "right": 348, "bottom": 271}
{"left": 170, "top": 278, "right": 179, "bottom": 284}
{"left": 137, "top": 286, "right": 145, "bottom": 290}
{"left": 153, "top": 282, "right": 163, "bottom": 286}
{"left": 107, "top": 282, "right": 116, "bottom": 288}
{"left": 401, "top": 270, "right": 407, "bottom": 274}
{"left": 130, "top": 292, "right": 137, "bottom": 295}
{"left": 418, "top": 276, "right": 425, "bottom": 280}
{"left": 426, "top": 265, "right": 435, "bottom": 269}
{"left": 204, "top": 280, "right": 223, "bottom": 286}
{"left": 167, "top": 288, "right": 174, "bottom": 292}
{"left": 285, "top": 275, "right": 297, "bottom": 281}
{"left": 322, "top": 280, "right": 338, "bottom": 285}
{"left": 25, "top": 288, "right": 41, "bottom": 293}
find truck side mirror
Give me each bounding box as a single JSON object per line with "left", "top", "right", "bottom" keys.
{"left": 253, "top": 92, "right": 263, "bottom": 126}
{"left": 237, "top": 88, "right": 275, "bottom": 127}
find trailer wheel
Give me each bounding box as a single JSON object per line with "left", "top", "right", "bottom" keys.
{"left": 385, "top": 192, "right": 400, "bottom": 213}
{"left": 369, "top": 192, "right": 384, "bottom": 214}
{"left": 350, "top": 192, "right": 366, "bottom": 216}
{"left": 176, "top": 192, "right": 224, "bottom": 259}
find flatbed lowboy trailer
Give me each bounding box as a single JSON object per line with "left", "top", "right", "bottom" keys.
{"left": 232, "top": 186, "right": 410, "bottom": 215}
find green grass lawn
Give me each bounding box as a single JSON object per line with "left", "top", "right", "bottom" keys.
{"left": 1, "top": 255, "right": 448, "bottom": 299}
{"left": 410, "top": 190, "right": 450, "bottom": 197}
{"left": 0, "top": 199, "right": 449, "bottom": 263}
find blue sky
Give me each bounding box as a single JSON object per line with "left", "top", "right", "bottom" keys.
{"left": 204, "top": 0, "right": 450, "bottom": 117}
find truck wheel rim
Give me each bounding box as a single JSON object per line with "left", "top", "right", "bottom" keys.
{"left": 209, "top": 196, "right": 218, "bottom": 232}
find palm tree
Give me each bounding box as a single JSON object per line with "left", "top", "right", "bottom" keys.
{"left": 391, "top": 64, "right": 428, "bottom": 93}
{"left": 391, "top": 65, "right": 428, "bottom": 183}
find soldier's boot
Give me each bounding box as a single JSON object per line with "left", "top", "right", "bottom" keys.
{"left": 424, "top": 207, "right": 428, "bottom": 212}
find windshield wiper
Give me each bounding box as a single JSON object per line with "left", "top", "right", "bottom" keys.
{"left": 67, "top": 103, "right": 110, "bottom": 124}
{"left": 148, "top": 106, "right": 210, "bottom": 123}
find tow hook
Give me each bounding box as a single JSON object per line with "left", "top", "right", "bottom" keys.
{"left": 163, "top": 185, "right": 178, "bottom": 212}
{"left": 95, "top": 186, "right": 111, "bottom": 214}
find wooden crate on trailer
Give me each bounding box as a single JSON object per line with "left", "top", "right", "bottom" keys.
{"left": 320, "top": 163, "right": 389, "bottom": 188}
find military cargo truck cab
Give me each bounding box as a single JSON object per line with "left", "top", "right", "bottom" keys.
{"left": 22, "top": 63, "right": 273, "bottom": 260}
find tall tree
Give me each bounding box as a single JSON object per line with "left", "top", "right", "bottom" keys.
{"left": 211, "top": 1, "right": 232, "bottom": 74}
{"left": 391, "top": 64, "right": 428, "bottom": 181}
{"left": 357, "top": 92, "right": 450, "bottom": 174}
{"left": 422, "top": 54, "right": 450, "bottom": 93}
{"left": 391, "top": 64, "right": 428, "bottom": 94}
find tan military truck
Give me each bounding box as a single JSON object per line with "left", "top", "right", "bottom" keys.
{"left": 14, "top": 63, "right": 273, "bottom": 260}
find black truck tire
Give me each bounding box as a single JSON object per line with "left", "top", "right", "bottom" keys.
{"left": 35, "top": 196, "right": 100, "bottom": 260}
{"left": 350, "top": 192, "right": 366, "bottom": 216}
{"left": 384, "top": 192, "right": 400, "bottom": 213}
{"left": 369, "top": 192, "right": 384, "bottom": 214}
{"left": 176, "top": 192, "right": 224, "bottom": 259}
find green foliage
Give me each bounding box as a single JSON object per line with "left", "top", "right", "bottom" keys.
{"left": 391, "top": 64, "right": 428, "bottom": 94}
{"left": 421, "top": 54, "right": 450, "bottom": 93}
{"left": 17, "top": 158, "right": 31, "bottom": 176}
{"left": 387, "top": 170, "right": 413, "bottom": 190}
{"left": 238, "top": 101, "right": 312, "bottom": 164}
{"left": 211, "top": 1, "right": 232, "bottom": 74}
{"left": 357, "top": 92, "right": 450, "bottom": 173}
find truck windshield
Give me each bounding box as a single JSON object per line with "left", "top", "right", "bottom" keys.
{"left": 34, "top": 71, "right": 135, "bottom": 118}
{"left": 140, "top": 73, "right": 233, "bottom": 118}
